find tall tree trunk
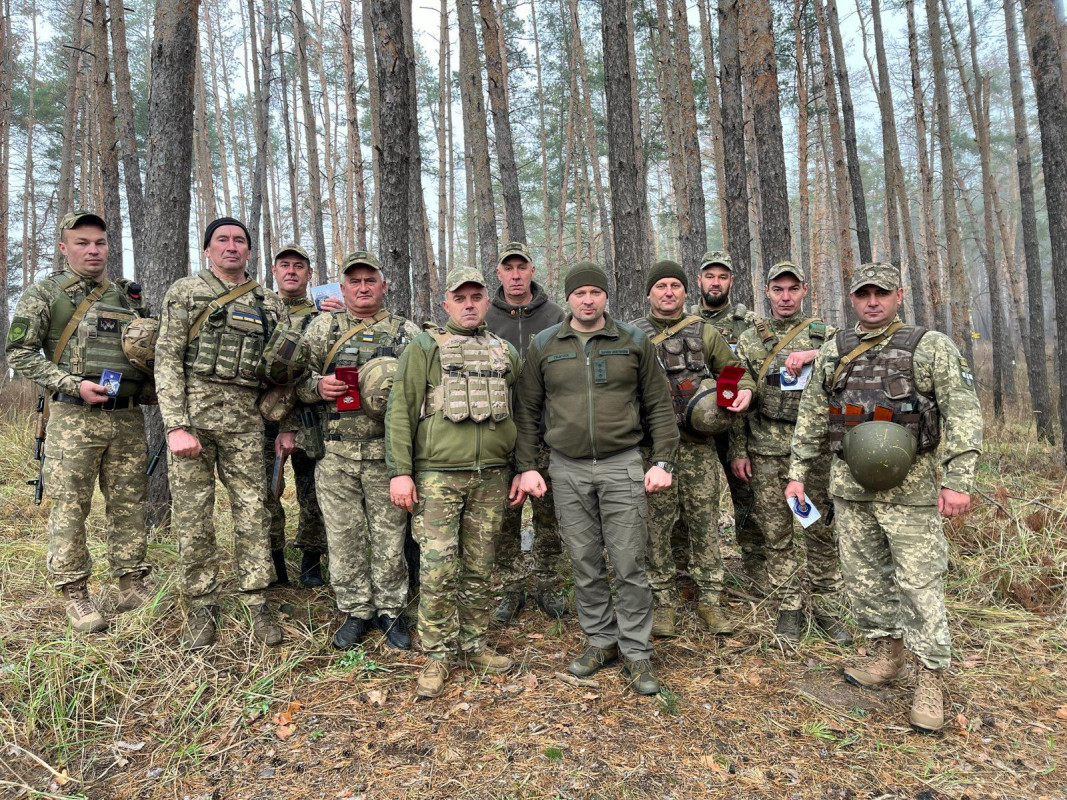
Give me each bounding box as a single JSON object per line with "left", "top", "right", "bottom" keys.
{"left": 717, "top": 0, "right": 754, "bottom": 306}
{"left": 57, "top": 2, "right": 87, "bottom": 272}
{"left": 291, "top": 0, "right": 328, "bottom": 282}
{"left": 341, "top": 0, "right": 367, "bottom": 251}
{"left": 215, "top": 0, "right": 247, "bottom": 219}
{"left": 672, "top": 0, "right": 708, "bottom": 271}
{"left": 361, "top": 0, "right": 382, "bottom": 248}
{"left": 0, "top": 0, "right": 10, "bottom": 384}
{"left": 457, "top": 0, "right": 498, "bottom": 273}
{"left": 309, "top": 0, "right": 341, "bottom": 271}
{"left": 275, "top": 0, "right": 299, "bottom": 240}
{"left": 248, "top": 0, "right": 274, "bottom": 278}
{"left": 192, "top": 49, "right": 216, "bottom": 227}
{"left": 603, "top": 0, "right": 653, "bottom": 318}
{"left": 370, "top": 0, "right": 412, "bottom": 315}
{"left": 90, "top": 0, "right": 124, "bottom": 279}
{"left": 202, "top": 0, "right": 233, "bottom": 214}
{"left": 1007, "top": 0, "right": 1053, "bottom": 439}
{"left": 697, "top": 0, "right": 728, "bottom": 246}
{"left": 22, "top": 0, "right": 39, "bottom": 289}
{"left": 437, "top": 0, "right": 450, "bottom": 278}
{"left": 531, "top": 0, "right": 553, "bottom": 284}
{"left": 794, "top": 0, "right": 810, "bottom": 277}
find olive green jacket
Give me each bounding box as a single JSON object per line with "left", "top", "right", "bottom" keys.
{"left": 514, "top": 313, "right": 679, "bottom": 471}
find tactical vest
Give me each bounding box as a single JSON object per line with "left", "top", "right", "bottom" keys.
{"left": 632, "top": 316, "right": 708, "bottom": 426}
{"left": 754, "top": 318, "right": 827, "bottom": 424}
{"left": 183, "top": 274, "right": 277, "bottom": 388}
{"left": 421, "top": 328, "right": 511, "bottom": 424}
{"left": 324, "top": 311, "right": 409, "bottom": 441}
{"left": 285, "top": 298, "right": 317, "bottom": 332}
{"left": 826, "top": 325, "right": 941, "bottom": 455}
{"left": 46, "top": 273, "right": 147, "bottom": 393}
{"left": 703, "top": 303, "right": 748, "bottom": 346}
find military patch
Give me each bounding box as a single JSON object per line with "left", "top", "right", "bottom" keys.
{"left": 362, "top": 330, "right": 375, "bottom": 342}
{"left": 546, "top": 352, "right": 576, "bottom": 364}
{"left": 230, "top": 309, "right": 263, "bottom": 325}
{"left": 592, "top": 357, "right": 608, "bottom": 384}
{"left": 809, "top": 321, "right": 827, "bottom": 340}
{"left": 98, "top": 317, "right": 119, "bottom": 333}
{"left": 7, "top": 317, "right": 29, "bottom": 344}
{"left": 958, "top": 357, "right": 974, "bottom": 387}
{"left": 599, "top": 348, "right": 630, "bottom": 355}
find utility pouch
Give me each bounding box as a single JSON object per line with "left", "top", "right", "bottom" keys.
{"left": 442, "top": 374, "right": 471, "bottom": 422}
{"left": 300, "top": 406, "right": 326, "bottom": 460}
{"left": 467, "top": 377, "right": 492, "bottom": 423}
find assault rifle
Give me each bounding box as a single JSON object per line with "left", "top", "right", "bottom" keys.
{"left": 28, "top": 395, "right": 47, "bottom": 505}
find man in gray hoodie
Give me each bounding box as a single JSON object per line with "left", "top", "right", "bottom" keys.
{"left": 485, "top": 242, "right": 567, "bottom": 623}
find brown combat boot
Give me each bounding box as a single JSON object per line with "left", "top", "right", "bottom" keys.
{"left": 696, "top": 602, "right": 735, "bottom": 635}
{"left": 651, "top": 606, "right": 677, "bottom": 638}
{"left": 184, "top": 605, "right": 217, "bottom": 649}
{"left": 115, "top": 570, "right": 153, "bottom": 613}
{"left": 465, "top": 648, "right": 514, "bottom": 674}
{"left": 910, "top": 663, "right": 946, "bottom": 733}
{"left": 416, "top": 659, "right": 450, "bottom": 699}
{"left": 62, "top": 579, "right": 108, "bottom": 633}
{"left": 249, "top": 604, "right": 283, "bottom": 646}
{"left": 843, "top": 637, "right": 906, "bottom": 688}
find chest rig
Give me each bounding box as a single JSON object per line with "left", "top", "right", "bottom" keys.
{"left": 753, "top": 317, "right": 826, "bottom": 423}
{"left": 827, "top": 325, "right": 941, "bottom": 455}
{"left": 633, "top": 316, "right": 707, "bottom": 426}
{"left": 323, "top": 311, "right": 408, "bottom": 441}
{"left": 46, "top": 273, "right": 147, "bottom": 389}
{"left": 421, "top": 328, "right": 511, "bottom": 424}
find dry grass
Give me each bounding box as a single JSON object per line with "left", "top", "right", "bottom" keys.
{"left": 0, "top": 386, "right": 1064, "bottom": 799}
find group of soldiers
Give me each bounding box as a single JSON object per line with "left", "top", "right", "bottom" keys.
{"left": 6, "top": 210, "right": 982, "bottom": 734}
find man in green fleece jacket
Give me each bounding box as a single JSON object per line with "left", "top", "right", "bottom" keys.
{"left": 515, "top": 261, "right": 679, "bottom": 696}
{"left": 385, "top": 267, "right": 523, "bottom": 700}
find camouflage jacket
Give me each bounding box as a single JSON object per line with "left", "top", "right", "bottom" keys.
{"left": 297, "top": 308, "right": 420, "bottom": 461}
{"left": 729, "top": 311, "right": 836, "bottom": 459}
{"left": 697, "top": 301, "right": 755, "bottom": 347}
{"left": 787, "top": 318, "right": 983, "bottom": 505}
{"left": 156, "top": 270, "right": 287, "bottom": 434}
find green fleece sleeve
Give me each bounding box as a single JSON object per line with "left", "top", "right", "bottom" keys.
{"left": 637, "top": 334, "right": 680, "bottom": 464}
{"left": 513, "top": 336, "right": 547, "bottom": 472}
{"left": 384, "top": 334, "right": 430, "bottom": 477}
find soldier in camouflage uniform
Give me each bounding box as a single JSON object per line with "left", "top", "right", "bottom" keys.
{"left": 694, "top": 251, "right": 765, "bottom": 586}
{"left": 297, "top": 251, "right": 421, "bottom": 650}
{"left": 485, "top": 241, "right": 567, "bottom": 623}
{"left": 729, "top": 260, "right": 849, "bottom": 644}
{"left": 156, "top": 217, "right": 287, "bottom": 649}
{"left": 630, "top": 259, "right": 754, "bottom": 638}
{"left": 386, "top": 267, "right": 521, "bottom": 698}
{"left": 787, "top": 262, "right": 982, "bottom": 733}
{"left": 6, "top": 211, "right": 153, "bottom": 633}
{"left": 262, "top": 244, "right": 330, "bottom": 588}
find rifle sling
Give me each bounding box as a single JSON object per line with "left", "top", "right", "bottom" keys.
{"left": 755, "top": 317, "right": 814, "bottom": 386}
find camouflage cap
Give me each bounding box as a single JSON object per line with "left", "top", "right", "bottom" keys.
{"left": 766, "top": 259, "right": 806, "bottom": 283}
{"left": 497, "top": 241, "right": 532, "bottom": 266}
{"left": 699, "top": 250, "right": 732, "bottom": 271}
{"left": 341, "top": 250, "right": 382, "bottom": 273}
{"left": 273, "top": 243, "right": 310, "bottom": 263}
{"left": 58, "top": 210, "right": 106, "bottom": 238}
{"left": 850, "top": 262, "right": 901, "bottom": 293}
{"left": 444, "top": 267, "right": 487, "bottom": 291}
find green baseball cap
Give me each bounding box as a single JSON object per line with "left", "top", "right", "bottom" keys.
{"left": 699, "top": 250, "right": 732, "bottom": 271}
{"left": 497, "top": 241, "right": 532, "bottom": 266}
{"left": 850, "top": 262, "right": 901, "bottom": 293}
{"left": 444, "top": 267, "right": 487, "bottom": 291}
{"left": 58, "top": 210, "right": 106, "bottom": 237}
{"left": 273, "top": 243, "right": 310, "bottom": 263}
{"left": 341, "top": 250, "right": 381, "bottom": 273}
{"left": 766, "top": 259, "right": 806, "bottom": 283}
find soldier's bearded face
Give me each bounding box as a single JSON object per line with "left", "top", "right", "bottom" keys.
{"left": 204, "top": 225, "right": 250, "bottom": 276}
{"left": 341, "top": 266, "right": 387, "bottom": 317}
{"left": 699, "top": 266, "right": 733, "bottom": 308}
{"left": 765, "top": 276, "right": 808, "bottom": 319}
{"left": 272, "top": 256, "right": 312, "bottom": 298}
{"left": 649, "top": 278, "right": 686, "bottom": 317}
{"left": 496, "top": 256, "right": 535, "bottom": 303}
{"left": 443, "top": 283, "right": 490, "bottom": 330}
{"left": 59, "top": 225, "right": 108, "bottom": 279}
{"left": 850, "top": 285, "right": 904, "bottom": 330}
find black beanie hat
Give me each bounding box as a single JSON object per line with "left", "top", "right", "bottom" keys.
{"left": 564, "top": 260, "right": 609, "bottom": 298}
{"left": 645, "top": 259, "right": 688, "bottom": 294}
{"left": 203, "top": 217, "right": 252, "bottom": 250}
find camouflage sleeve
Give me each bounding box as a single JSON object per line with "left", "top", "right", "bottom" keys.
{"left": 786, "top": 343, "right": 834, "bottom": 484}
{"left": 154, "top": 283, "right": 194, "bottom": 431}
{"left": 921, "top": 334, "right": 983, "bottom": 494}
{"left": 727, "top": 418, "right": 749, "bottom": 463}
{"left": 513, "top": 336, "right": 546, "bottom": 472}
{"left": 384, "top": 333, "right": 431, "bottom": 478}
{"left": 637, "top": 333, "right": 680, "bottom": 464}
{"left": 702, "top": 323, "right": 755, "bottom": 392}
{"left": 295, "top": 313, "right": 331, "bottom": 405}
{"left": 5, "top": 282, "right": 82, "bottom": 395}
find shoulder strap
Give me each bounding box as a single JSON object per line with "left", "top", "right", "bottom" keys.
{"left": 322, "top": 309, "right": 390, "bottom": 370}
{"left": 51, "top": 279, "right": 111, "bottom": 366}
{"left": 649, "top": 314, "right": 702, "bottom": 345}
{"left": 831, "top": 320, "right": 907, "bottom": 384}
{"left": 756, "top": 317, "right": 814, "bottom": 386}
{"left": 186, "top": 279, "right": 261, "bottom": 344}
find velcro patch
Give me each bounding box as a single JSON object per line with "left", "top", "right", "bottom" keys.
{"left": 599, "top": 348, "right": 630, "bottom": 355}
{"left": 958, "top": 357, "right": 974, "bottom": 387}
{"left": 97, "top": 317, "right": 120, "bottom": 333}
{"left": 7, "top": 317, "right": 29, "bottom": 344}
{"left": 231, "top": 309, "right": 263, "bottom": 325}
{"left": 546, "top": 353, "right": 577, "bottom": 363}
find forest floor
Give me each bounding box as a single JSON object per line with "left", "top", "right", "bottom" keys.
{"left": 0, "top": 383, "right": 1064, "bottom": 800}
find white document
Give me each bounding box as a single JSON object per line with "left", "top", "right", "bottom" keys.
{"left": 779, "top": 364, "right": 812, "bottom": 391}
{"left": 788, "top": 495, "right": 822, "bottom": 529}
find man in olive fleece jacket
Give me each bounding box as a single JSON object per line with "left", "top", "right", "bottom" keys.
{"left": 515, "top": 261, "right": 679, "bottom": 696}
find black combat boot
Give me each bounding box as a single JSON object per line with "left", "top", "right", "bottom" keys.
{"left": 332, "top": 614, "right": 371, "bottom": 650}
{"left": 299, "top": 550, "right": 325, "bottom": 588}
{"left": 377, "top": 614, "right": 412, "bottom": 650}
{"left": 269, "top": 549, "right": 289, "bottom": 586}
{"left": 775, "top": 609, "right": 804, "bottom": 643}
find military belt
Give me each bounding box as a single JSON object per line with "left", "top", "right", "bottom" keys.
{"left": 52, "top": 392, "right": 139, "bottom": 411}
{"left": 442, "top": 369, "right": 505, "bottom": 378}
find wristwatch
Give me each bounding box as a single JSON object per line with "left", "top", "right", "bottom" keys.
{"left": 654, "top": 461, "right": 674, "bottom": 474}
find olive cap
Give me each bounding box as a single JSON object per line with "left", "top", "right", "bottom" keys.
{"left": 58, "top": 211, "right": 106, "bottom": 238}
{"left": 444, "top": 267, "right": 487, "bottom": 291}
{"left": 850, "top": 262, "right": 901, "bottom": 294}
{"left": 699, "top": 250, "right": 732, "bottom": 271}
{"left": 766, "top": 259, "right": 806, "bottom": 283}
{"left": 497, "top": 241, "right": 532, "bottom": 266}
{"left": 341, "top": 250, "right": 382, "bottom": 273}
{"left": 273, "top": 243, "right": 310, "bottom": 263}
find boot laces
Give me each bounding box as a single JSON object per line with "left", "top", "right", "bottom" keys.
{"left": 915, "top": 671, "right": 941, "bottom": 707}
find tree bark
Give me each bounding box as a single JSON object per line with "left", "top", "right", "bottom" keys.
{"left": 57, "top": 3, "right": 87, "bottom": 273}
{"left": 531, "top": 0, "right": 553, "bottom": 285}
{"left": 248, "top": 0, "right": 274, "bottom": 279}
{"left": 361, "top": 0, "right": 382, "bottom": 248}
{"left": 794, "top": 0, "right": 810, "bottom": 278}
{"left": 291, "top": 0, "right": 328, "bottom": 283}
{"left": 672, "top": 0, "right": 708, "bottom": 271}
{"left": 90, "top": 0, "right": 124, "bottom": 280}
{"left": 22, "top": 0, "right": 40, "bottom": 289}
{"left": 341, "top": 0, "right": 367, "bottom": 251}
{"left": 202, "top": 0, "right": 232, "bottom": 214}
{"left": 697, "top": 0, "right": 729, "bottom": 247}
{"left": 0, "top": 0, "right": 11, "bottom": 384}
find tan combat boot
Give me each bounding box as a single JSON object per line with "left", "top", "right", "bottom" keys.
{"left": 465, "top": 648, "right": 513, "bottom": 674}
{"left": 62, "top": 579, "right": 108, "bottom": 633}
{"left": 843, "top": 637, "right": 906, "bottom": 688}
{"left": 115, "top": 570, "right": 153, "bottom": 613}
{"left": 910, "top": 663, "right": 945, "bottom": 733}
{"left": 184, "top": 605, "right": 218, "bottom": 649}
{"left": 249, "top": 604, "right": 283, "bottom": 646}
{"left": 651, "top": 606, "right": 677, "bottom": 638}
{"left": 416, "top": 659, "right": 450, "bottom": 699}
{"left": 696, "top": 602, "right": 735, "bottom": 635}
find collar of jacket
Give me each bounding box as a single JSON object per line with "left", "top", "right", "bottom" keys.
{"left": 556, "top": 312, "right": 619, "bottom": 340}
{"left": 444, "top": 319, "right": 486, "bottom": 337}
{"left": 855, "top": 315, "right": 903, "bottom": 340}
{"left": 491, "top": 280, "right": 549, "bottom": 316}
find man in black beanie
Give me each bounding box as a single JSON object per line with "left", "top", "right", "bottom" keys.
{"left": 514, "top": 261, "right": 679, "bottom": 696}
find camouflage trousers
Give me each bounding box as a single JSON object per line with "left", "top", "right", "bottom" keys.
{"left": 43, "top": 401, "right": 149, "bottom": 589}
{"left": 168, "top": 428, "right": 273, "bottom": 609}
{"left": 316, "top": 453, "right": 408, "bottom": 618}
{"left": 644, "top": 442, "right": 724, "bottom": 606}
{"left": 835, "top": 498, "right": 951, "bottom": 669}
{"left": 749, "top": 453, "right": 841, "bottom": 612}
{"left": 495, "top": 444, "right": 563, "bottom": 593}
{"left": 263, "top": 422, "right": 327, "bottom": 554}
{"left": 413, "top": 468, "right": 507, "bottom": 660}
{"left": 714, "top": 430, "right": 764, "bottom": 564}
